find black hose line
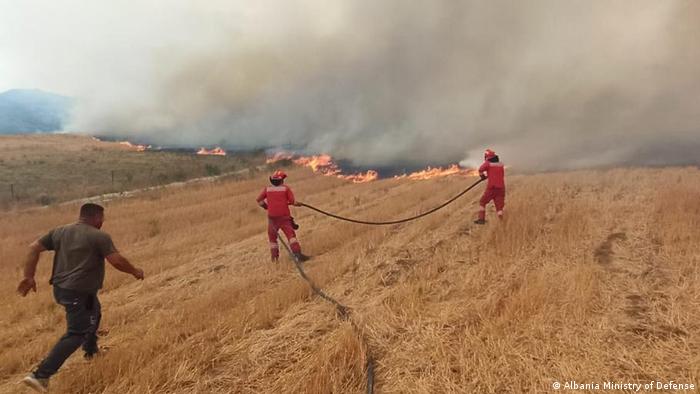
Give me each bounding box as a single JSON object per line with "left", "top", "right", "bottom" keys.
{"left": 277, "top": 177, "right": 485, "bottom": 393}
{"left": 278, "top": 237, "right": 375, "bottom": 394}
{"left": 300, "top": 178, "right": 484, "bottom": 225}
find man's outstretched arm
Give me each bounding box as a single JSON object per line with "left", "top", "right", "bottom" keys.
{"left": 106, "top": 252, "right": 144, "bottom": 280}
{"left": 17, "top": 241, "right": 46, "bottom": 296}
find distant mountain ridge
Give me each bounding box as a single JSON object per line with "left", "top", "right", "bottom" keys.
{"left": 0, "top": 89, "right": 73, "bottom": 134}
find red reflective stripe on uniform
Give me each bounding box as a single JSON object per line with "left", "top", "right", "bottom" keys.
{"left": 266, "top": 186, "right": 287, "bottom": 192}
{"left": 289, "top": 238, "right": 299, "bottom": 244}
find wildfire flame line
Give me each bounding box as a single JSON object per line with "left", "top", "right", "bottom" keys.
{"left": 393, "top": 164, "right": 479, "bottom": 180}
{"left": 119, "top": 141, "right": 150, "bottom": 152}
{"left": 266, "top": 152, "right": 477, "bottom": 182}
{"left": 196, "top": 147, "right": 227, "bottom": 156}
{"left": 291, "top": 154, "right": 378, "bottom": 183}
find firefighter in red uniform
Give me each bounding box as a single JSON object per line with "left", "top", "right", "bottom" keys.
{"left": 256, "top": 171, "right": 310, "bottom": 262}
{"left": 475, "top": 149, "right": 505, "bottom": 224}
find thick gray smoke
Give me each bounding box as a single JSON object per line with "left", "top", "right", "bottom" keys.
{"left": 68, "top": 0, "right": 700, "bottom": 170}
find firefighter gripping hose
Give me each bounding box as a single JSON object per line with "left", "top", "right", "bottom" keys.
{"left": 296, "top": 148, "right": 505, "bottom": 225}
{"left": 257, "top": 148, "right": 505, "bottom": 394}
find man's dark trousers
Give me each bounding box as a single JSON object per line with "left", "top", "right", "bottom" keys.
{"left": 35, "top": 286, "right": 101, "bottom": 378}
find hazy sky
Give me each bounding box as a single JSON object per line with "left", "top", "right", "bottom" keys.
{"left": 0, "top": 0, "right": 235, "bottom": 93}
{"left": 1, "top": 1, "right": 698, "bottom": 169}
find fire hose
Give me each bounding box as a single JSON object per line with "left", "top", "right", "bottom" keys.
{"left": 278, "top": 236, "right": 375, "bottom": 394}
{"left": 300, "top": 177, "right": 485, "bottom": 225}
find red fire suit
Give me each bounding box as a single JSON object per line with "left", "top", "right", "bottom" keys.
{"left": 256, "top": 185, "right": 302, "bottom": 259}
{"left": 478, "top": 161, "right": 506, "bottom": 220}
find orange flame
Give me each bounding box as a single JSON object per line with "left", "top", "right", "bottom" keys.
{"left": 339, "top": 170, "right": 379, "bottom": 183}
{"left": 266, "top": 151, "right": 295, "bottom": 164}
{"left": 266, "top": 151, "right": 477, "bottom": 183}
{"left": 293, "top": 154, "right": 339, "bottom": 175}
{"left": 293, "top": 154, "right": 379, "bottom": 183}
{"left": 294, "top": 154, "right": 377, "bottom": 182}
{"left": 395, "top": 164, "right": 479, "bottom": 180}
{"left": 197, "top": 147, "right": 227, "bottom": 156}
{"left": 119, "top": 141, "right": 150, "bottom": 152}
{"left": 266, "top": 152, "right": 377, "bottom": 183}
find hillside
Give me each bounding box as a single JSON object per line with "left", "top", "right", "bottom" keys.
{"left": 0, "top": 90, "right": 73, "bottom": 134}
{"left": 0, "top": 134, "right": 265, "bottom": 209}
{"left": 1, "top": 165, "right": 699, "bottom": 393}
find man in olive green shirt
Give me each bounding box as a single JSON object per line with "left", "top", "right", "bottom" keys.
{"left": 17, "top": 203, "right": 144, "bottom": 393}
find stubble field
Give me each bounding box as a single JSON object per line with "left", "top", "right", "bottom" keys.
{"left": 0, "top": 138, "right": 698, "bottom": 393}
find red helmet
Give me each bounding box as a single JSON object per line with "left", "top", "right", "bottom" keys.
{"left": 484, "top": 149, "right": 496, "bottom": 160}
{"left": 270, "top": 170, "right": 287, "bottom": 180}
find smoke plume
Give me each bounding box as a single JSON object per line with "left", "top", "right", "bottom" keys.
{"left": 67, "top": 0, "right": 700, "bottom": 170}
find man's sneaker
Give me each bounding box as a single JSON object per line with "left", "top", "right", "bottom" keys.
{"left": 294, "top": 253, "right": 311, "bottom": 262}
{"left": 21, "top": 373, "right": 48, "bottom": 393}
{"left": 473, "top": 219, "right": 486, "bottom": 225}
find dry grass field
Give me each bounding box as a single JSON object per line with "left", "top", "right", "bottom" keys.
{"left": 0, "top": 134, "right": 264, "bottom": 209}
{"left": 1, "top": 154, "right": 699, "bottom": 392}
